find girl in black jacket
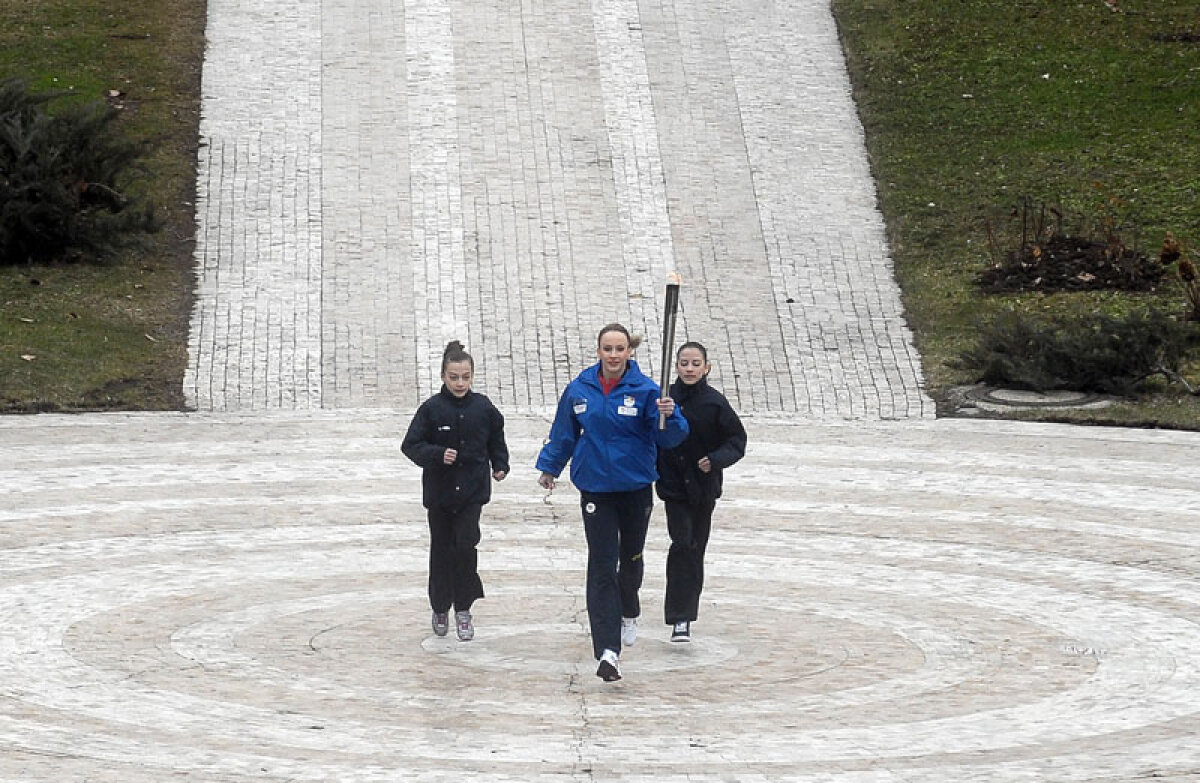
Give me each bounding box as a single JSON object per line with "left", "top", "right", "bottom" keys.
{"left": 402, "top": 341, "right": 509, "bottom": 641}
{"left": 656, "top": 342, "right": 747, "bottom": 642}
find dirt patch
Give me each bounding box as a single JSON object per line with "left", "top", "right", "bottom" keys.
{"left": 978, "top": 233, "right": 1167, "bottom": 294}
{"left": 1151, "top": 31, "right": 1200, "bottom": 44}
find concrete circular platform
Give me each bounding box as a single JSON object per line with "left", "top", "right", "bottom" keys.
{"left": 3, "top": 411, "right": 1199, "bottom": 781}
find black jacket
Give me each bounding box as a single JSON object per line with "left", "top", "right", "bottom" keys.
{"left": 402, "top": 387, "right": 509, "bottom": 509}
{"left": 656, "top": 377, "right": 746, "bottom": 505}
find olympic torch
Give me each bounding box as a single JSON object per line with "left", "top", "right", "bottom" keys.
{"left": 658, "top": 273, "right": 681, "bottom": 430}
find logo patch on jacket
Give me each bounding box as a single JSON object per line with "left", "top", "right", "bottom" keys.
{"left": 618, "top": 395, "right": 638, "bottom": 416}
{"left": 573, "top": 399, "right": 588, "bottom": 415}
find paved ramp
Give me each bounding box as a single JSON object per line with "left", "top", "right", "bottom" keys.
{"left": 185, "top": 0, "right": 931, "bottom": 418}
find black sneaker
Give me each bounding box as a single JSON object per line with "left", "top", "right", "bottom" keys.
{"left": 671, "top": 621, "right": 691, "bottom": 643}
{"left": 596, "top": 649, "right": 621, "bottom": 681}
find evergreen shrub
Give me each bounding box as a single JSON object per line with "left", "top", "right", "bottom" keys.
{"left": 0, "top": 77, "right": 157, "bottom": 265}
{"left": 958, "top": 308, "right": 1199, "bottom": 395}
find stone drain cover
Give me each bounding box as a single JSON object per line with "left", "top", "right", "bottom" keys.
{"left": 958, "top": 385, "right": 1113, "bottom": 413}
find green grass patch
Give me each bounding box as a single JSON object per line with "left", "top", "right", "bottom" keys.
{"left": 833, "top": 0, "right": 1200, "bottom": 426}
{"left": 0, "top": 0, "right": 204, "bottom": 411}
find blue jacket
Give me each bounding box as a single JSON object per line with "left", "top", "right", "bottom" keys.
{"left": 537, "top": 360, "right": 689, "bottom": 493}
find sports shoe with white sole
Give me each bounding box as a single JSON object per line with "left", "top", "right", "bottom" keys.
{"left": 671, "top": 621, "right": 691, "bottom": 643}
{"left": 620, "top": 616, "right": 638, "bottom": 647}
{"left": 431, "top": 612, "right": 449, "bottom": 637}
{"left": 455, "top": 610, "right": 474, "bottom": 641}
{"left": 596, "top": 648, "right": 621, "bottom": 682}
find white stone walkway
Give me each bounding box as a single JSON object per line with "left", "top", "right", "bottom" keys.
{"left": 2, "top": 412, "right": 1200, "bottom": 781}
{"left": 185, "top": 0, "right": 932, "bottom": 419}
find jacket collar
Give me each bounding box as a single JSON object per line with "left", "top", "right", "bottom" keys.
{"left": 586, "top": 359, "right": 646, "bottom": 389}
{"left": 670, "top": 375, "right": 708, "bottom": 400}
{"left": 438, "top": 385, "right": 472, "bottom": 403}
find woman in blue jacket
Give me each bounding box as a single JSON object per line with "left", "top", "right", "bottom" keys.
{"left": 537, "top": 323, "right": 689, "bottom": 682}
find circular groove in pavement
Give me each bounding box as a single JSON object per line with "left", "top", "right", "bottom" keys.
{"left": 2, "top": 413, "right": 1199, "bottom": 781}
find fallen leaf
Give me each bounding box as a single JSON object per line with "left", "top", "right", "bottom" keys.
{"left": 19, "top": 317, "right": 34, "bottom": 323}
{"left": 20, "top": 354, "right": 35, "bottom": 361}
{"left": 144, "top": 334, "right": 158, "bottom": 342}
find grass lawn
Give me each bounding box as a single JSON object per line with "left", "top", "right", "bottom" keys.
{"left": 832, "top": 0, "right": 1200, "bottom": 428}
{"left": 0, "top": 0, "right": 205, "bottom": 411}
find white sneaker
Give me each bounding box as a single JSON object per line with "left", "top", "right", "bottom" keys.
{"left": 620, "top": 616, "right": 638, "bottom": 647}
{"left": 597, "top": 648, "right": 621, "bottom": 681}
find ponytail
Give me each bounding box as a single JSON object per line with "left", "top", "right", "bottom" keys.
{"left": 441, "top": 340, "right": 474, "bottom": 372}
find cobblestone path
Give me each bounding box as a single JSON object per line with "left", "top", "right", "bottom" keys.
{"left": 185, "top": 0, "right": 931, "bottom": 418}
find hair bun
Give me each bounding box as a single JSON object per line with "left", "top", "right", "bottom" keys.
{"left": 443, "top": 340, "right": 465, "bottom": 356}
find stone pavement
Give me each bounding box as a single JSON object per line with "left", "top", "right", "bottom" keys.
{"left": 3, "top": 412, "right": 1200, "bottom": 781}
{"left": 5, "top": 0, "right": 1200, "bottom": 780}
{"left": 185, "top": 0, "right": 931, "bottom": 418}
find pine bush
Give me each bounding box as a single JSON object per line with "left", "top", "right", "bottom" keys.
{"left": 958, "top": 308, "right": 1199, "bottom": 395}
{"left": 0, "top": 77, "right": 158, "bottom": 265}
